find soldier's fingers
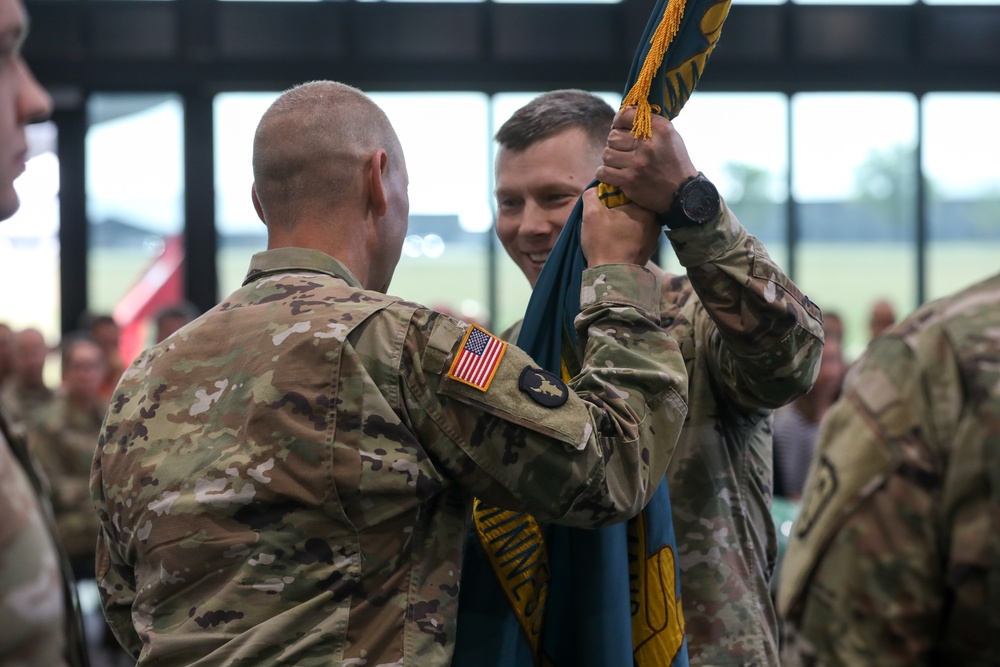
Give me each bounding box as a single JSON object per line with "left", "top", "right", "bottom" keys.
{"left": 595, "top": 163, "right": 627, "bottom": 187}
{"left": 606, "top": 129, "right": 637, "bottom": 152}
{"left": 612, "top": 107, "right": 637, "bottom": 131}
{"left": 601, "top": 145, "right": 631, "bottom": 169}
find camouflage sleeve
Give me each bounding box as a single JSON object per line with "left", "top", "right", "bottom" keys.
{"left": 0, "top": 435, "right": 66, "bottom": 665}
{"left": 666, "top": 200, "right": 824, "bottom": 409}
{"left": 395, "top": 263, "right": 688, "bottom": 527}
{"left": 94, "top": 523, "right": 142, "bottom": 658}
{"left": 91, "top": 360, "right": 146, "bottom": 659}
{"left": 776, "top": 334, "right": 952, "bottom": 666}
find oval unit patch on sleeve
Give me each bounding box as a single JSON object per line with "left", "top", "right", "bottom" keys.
{"left": 518, "top": 367, "right": 569, "bottom": 408}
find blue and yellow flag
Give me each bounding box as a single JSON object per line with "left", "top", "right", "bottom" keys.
{"left": 453, "top": 0, "right": 730, "bottom": 665}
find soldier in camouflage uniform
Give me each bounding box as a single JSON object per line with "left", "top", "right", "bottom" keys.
{"left": 90, "top": 80, "right": 689, "bottom": 666}
{"left": 489, "top": 90, "right": 824, "bottom": 665}
{"left": 29, "top": 336, "right": 107, "bottom": 578}
{"left": 0, "top": 1, "right": 88, "bottom": 664}
{"left": 778, "top": 271, "right": 1000, "bottom": 665}
{"left": 0, "top": 327, "right": 53, "bottom": 432}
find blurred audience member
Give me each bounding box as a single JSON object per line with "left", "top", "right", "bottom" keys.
{"left": 29, "top": 334, "right": 106, "bottom": 579}
{"left": 154, "top": 301, "right": 199, "bottom": 344}
{"left": 822, "top": 310, "right": 843, "bottom": 344}
{"left": 0, "top": 326, "right": 53, "bottom": 430}
{"left": 82, "top": 312, "right": 125, "bottom": 401}
{"left": 0, "top": 321, "right": 12, "bottom": 385}
{"left": 868, "top": 299, "right": 896, "bottom": 340}
{"left": 773, "top": 324, "right": 845, "bottom": 499}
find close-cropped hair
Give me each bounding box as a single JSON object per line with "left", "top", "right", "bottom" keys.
{"left": 495, "top": 90, "right": 616, "bottom": 153}
{"left": 251, "top": 80, "right": 402, "bottom": 229}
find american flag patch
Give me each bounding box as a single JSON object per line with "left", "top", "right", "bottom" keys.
{"left": 448, "top": 324, "right": 507, "bottom": 392}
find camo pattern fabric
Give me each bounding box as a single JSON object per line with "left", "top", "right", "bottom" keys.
{"left": 90, "top": 246, "right": 688, "bottom": 666}
{"left": 778, "top": 271, "right": 1000, "bottom": 666}
{"left": 29, "top": 394, "right": 104, "bottom": 566}
{"left": 658, "top": 201, "right": 824, "bottom": 666}
{"left": 500, "top": 202, "right": 825, "bottom": 666}
{"left": 0, "top": 408, "right": 67, "bottom": 666}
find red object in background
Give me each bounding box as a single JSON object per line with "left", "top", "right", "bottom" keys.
{"left": 113, "top": 235, "right": 184, "bottom": 366}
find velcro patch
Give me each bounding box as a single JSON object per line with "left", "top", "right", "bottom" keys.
{"left": 518, "top": 367, "right": 569, "bottom": 408}
{"left": 447, "top": 324, "right": 507, "bottom": 392}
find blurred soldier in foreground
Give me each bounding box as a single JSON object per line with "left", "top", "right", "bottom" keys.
{"left": 91, "top": 80, "right": 689, "bottom": 666}
{"left": 0, "top": 0, "right": 88, "bottom": 664}
{"left": 779, "top": 272, "right": 1000, "bottom": 665}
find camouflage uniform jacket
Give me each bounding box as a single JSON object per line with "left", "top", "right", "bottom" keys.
{"left": 0, "top": 406, "right": 69, "bottom": 666}
{"left": 501, "top": 203, "right": 824, "bottom": 666}
{"left": 90, "top": 247, "right": 688, "bottom": 667}
{"left": 30, "top": 394, "right": 105, "bottom": 563}
{"left": 0, "top": 380, "right": 53, "bottom": 436}
{"left": 659, "top": 202, "right": 823, "bottom": 666}
{"left": 778, "top": 271, "right": 1000, "bottom": 666}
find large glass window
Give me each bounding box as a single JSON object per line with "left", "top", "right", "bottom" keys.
{"left": 923, "top": 93, "right": 1000, "bottom": 302}
{"left": 214, "top": 92, "right": 272, "bottom": 298}
{"left": 372, "top": 92, "right": 493, "bottom": 328}
{"left": 674, "top": 93, "right": 789, "bottom": 271}
{"left": 792, "top": 92, "right": 918, "bottom": 358}
{"left": 86, "top": 93, "right": 184, "bottom": 362}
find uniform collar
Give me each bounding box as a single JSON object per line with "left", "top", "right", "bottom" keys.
{"left": 242, "top": 247, "right": 363, "bottom": 289}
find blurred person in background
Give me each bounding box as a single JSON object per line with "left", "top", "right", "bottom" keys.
{"left": 772, "top": 318, "right": 846, "bottom": 500}
{"left": 0, "top": 321, "right": 13, "bottom": 385}
{"left": 0, "top": 0, "right": 89, "bottom": 663}
{"left": 0, "top": 326, "right": 53, "bottom": 431}
{"left": 153, "top": 300, "right": 199, "bottom": 344}
{"left": 81, "top": 313, "right": 125, "bottom": 401}
{"left": 29, "top": 334, "right": 107, "bottom": 580}
{"left": 868, "top": 298, "right": 897, "bottom": 341}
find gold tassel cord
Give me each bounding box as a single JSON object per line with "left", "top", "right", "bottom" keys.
{"left": 620, "top": 0, "right": 688, "bottom": 140}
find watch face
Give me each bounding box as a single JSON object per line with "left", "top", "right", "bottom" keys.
{"left": 681, "top": 179, "right": 719, "bottom": 223}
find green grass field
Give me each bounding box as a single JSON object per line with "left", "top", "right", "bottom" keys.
{"left": 81, "top": 239, "right": 1000, "bottom": 363}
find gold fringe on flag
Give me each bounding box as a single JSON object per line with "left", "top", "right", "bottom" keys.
{"left": 620, "top": 0, "right": 688, "bottom": 140}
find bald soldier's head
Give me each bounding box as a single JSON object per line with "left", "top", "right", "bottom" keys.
{"left": 251, "top": 81, "right": 410, "bottom": 292}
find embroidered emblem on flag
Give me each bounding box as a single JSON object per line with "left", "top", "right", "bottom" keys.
{"left": 448, "top": 324, "right": 507, "bottom": 392}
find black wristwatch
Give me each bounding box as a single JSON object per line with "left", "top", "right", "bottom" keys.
{"left": 658, "top": 172, "right": 720, "bottom": 229}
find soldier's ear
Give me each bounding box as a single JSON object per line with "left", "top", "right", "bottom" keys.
{"left": 367, "top": 150, "right": 389, "bottom": 217}
{"left": 251, "top": 183, "right": 265, "bottom": 224}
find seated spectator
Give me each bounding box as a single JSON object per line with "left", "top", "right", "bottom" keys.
{"left": 772, "top": 324, "right": 845, "bottom": 499}
{"left": 153, "top": 301, "right": 199, "bottom": 344}
{"left": 868, "top": 298, "right": 896, "bottom": 340}
{"left": 0, "top": 321, "right": 12, "bottom": 385}
{"left": 0, "top": 326, "right": 53, "bottom": 430}
{"left": 81, "top": 312, "right": 125, "bottom": 401}
{"left": 28, "top": 334, "right": 107, "bottom": 579}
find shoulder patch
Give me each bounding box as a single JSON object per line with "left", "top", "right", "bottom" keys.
{"left": 518, "top": 367, "right": 569, "bottom": 408}
{"left": 447, "top": 324, "right": 507, "bottom": 392}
